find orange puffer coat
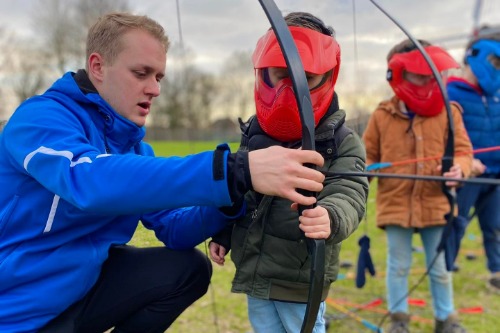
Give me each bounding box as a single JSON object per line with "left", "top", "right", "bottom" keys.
{"left": 363, "top": 96, "right": 472, "bottom": 229}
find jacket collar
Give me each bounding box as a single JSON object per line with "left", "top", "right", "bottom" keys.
{"left": 74, "top": 69, "right": 98, "bottom": 95}
{"left": 447, "top": 76, "right": 484, "bottom": 95}
{"left": 376, "top": 96, "right": 414, "bottom": 120}
{"left": 49, "top": 71, "right": 145, "bottom": 152}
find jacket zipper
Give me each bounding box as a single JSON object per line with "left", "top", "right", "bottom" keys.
{"left": 99, "top": 111, "right": 111, "bottom": 153}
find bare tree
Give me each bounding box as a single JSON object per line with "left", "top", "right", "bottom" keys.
{"left": 31, "top": 0, "right": 130, "bottom": 74}
{"left": 181, "top": 66, "right": 218, "bottom": 129}
{"left": 10, "top": 49, "right": 51, "bottom": 103}
{"left": 217, "top": 50, "right": 255, "bottom": 121}
{"left": 152, "top": 44, "right": 218, "bottom": 130}
{"left": 0, "top": 27, "right": 7, "bottom": 121}
{"left": 0, "top": 27, "right": 51, "bottom": 117}
{"left": 1, "top": 39, "right": 52, "bottom": 107}
{"left": 76, "top": 0, "right": 130, "bottom": 29}
{"left": 0, "top": 27, "right": 9, "bottom": 70}
{"left": 155, "top": 65, "right": 218, "bottom": 130}
{"left": 31, "top": 0, "right": 79, "bottom": 73}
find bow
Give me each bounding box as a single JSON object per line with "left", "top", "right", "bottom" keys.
{"left": 257, "top": 1, "right": 325, "bottom": 332}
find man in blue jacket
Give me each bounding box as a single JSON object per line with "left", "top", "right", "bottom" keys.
{"left": 447, "top": 27, "right": 500, "bottom": 293}
{"left": 0, "top": 13, "right": 325, "bottom": 333}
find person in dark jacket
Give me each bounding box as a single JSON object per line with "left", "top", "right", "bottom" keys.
{"left": 209, "top": 12, "right": 369, "bottom": 333}
{"left": 0, "top": 12, "right": 327, "bottom": 333}
{"left": 447, "top": 27, "right": 500, "bottom": 293}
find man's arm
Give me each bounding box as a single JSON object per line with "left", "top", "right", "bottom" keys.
{"left": 221, "top": 144, "right": 325, "bottom": 208}
{"left": 141, "top": 206, "right": 242, "bottom": 250}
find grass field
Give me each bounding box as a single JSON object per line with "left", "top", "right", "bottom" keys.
{"left": 129, "top": 141, "right": 499, "bottom": 333}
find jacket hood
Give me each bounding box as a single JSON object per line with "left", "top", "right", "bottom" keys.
{"left": 447, "top": 76, "right": 484, "bottom": 95}
{"left": 48, "top": 71, "right": 92, "bottom": 104}
{"left": 46, "top": 71, "right": 145, "bottom": 151}
{"left": 376, "top": 96, "right": 408, "bottom": 119}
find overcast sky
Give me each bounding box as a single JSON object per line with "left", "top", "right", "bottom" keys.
{"left": 0, "top": 0, "right": 499, "bottom": 116}
{"left": 144, "top": 0, "right": 499, "bottom": 84}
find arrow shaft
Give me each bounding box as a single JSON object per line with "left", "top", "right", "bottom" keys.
{"left": 324, "top": 171, "right": 500, "bottom": 186}
{"left": 380, "top": 146, "right": 500, "bottom": 169}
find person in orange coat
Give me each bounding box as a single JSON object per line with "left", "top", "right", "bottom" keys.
{"left": 362, "top": 39, "right": 472, "bottom": 333}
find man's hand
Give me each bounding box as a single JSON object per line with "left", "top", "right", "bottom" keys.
{"left": 248, "top": 146, "right": 325, "bottom": 206}
{"left": 208, "top": 241, "right": 227, "bottom": 266}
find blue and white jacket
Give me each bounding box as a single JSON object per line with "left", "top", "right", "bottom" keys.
{"left": 0, "top": 71, "right": 241, "bottom": 332}
{"left": 447, "top": 77, "right": 500, "bottom": 174}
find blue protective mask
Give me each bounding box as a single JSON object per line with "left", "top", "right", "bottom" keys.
{"left": 466, "top": 39, "right": 500, "bottom": 96}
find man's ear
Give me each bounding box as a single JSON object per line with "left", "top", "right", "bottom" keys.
{"left": 88, "top": 53, "right": 105, "bottom": 82}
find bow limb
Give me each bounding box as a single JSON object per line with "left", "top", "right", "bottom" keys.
{"left": 369, "top": 0, "right": 456, "bottom": 270}
{"left": 257, "top": 1, "right": 324, "bottom": 332}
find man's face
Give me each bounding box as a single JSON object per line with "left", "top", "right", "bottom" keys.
{"left": 98, "top": 29, "right": 166, "bottom": 127}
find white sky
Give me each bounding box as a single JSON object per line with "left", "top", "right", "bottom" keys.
{"left": 139, "top": 0, "right": 500, "bottom": 81}
{"left": 0, "top": 0, "right": 499, "bottom": 118}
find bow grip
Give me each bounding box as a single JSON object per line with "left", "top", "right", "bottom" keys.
{"left": 298, "top": 162, "right": 318, "bottom": 214}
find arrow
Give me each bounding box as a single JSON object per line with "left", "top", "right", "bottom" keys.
{"left": 367, "top": 146, "right": 500, "bottom": 171}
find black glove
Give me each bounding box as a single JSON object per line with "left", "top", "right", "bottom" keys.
{"left": 355, "top": 235, "right": 376, "bottom": 288}
{"left": 439, "top": 214, "right": 468, "bottom": 272}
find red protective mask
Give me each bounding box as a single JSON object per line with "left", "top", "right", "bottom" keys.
{"left": 387, "top": 46, "right": 459, "bottom": 117}
{"left": 252, "top": 26, "right": 340, "bottom": 142}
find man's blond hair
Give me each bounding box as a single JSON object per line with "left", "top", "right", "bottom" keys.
{"left": 86, "top": 12, "right": 170, "bottom": 70}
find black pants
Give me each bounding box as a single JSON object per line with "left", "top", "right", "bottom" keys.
{"left": 40, "top": 245, "right": 212, "bottom": 333}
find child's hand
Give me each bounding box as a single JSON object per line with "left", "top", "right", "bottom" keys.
{"left": 296, "top": 205, "right": 331, "bottom": 239}
{"left": 437, "top": 164, "right": 463, "bottom": 187}
{"left": 471, "top": 159, "right": 486, "bottom": 177}
{"left": 209, "top": 241, "right": 227, "bottom": 266}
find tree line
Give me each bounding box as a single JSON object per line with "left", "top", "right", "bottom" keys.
{"left": 0, "top": 0, "right": 257, "bottom": 137}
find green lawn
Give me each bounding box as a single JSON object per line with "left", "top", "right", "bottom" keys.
{"left": 130, "top": 141, "right": 499, "bottom": 333}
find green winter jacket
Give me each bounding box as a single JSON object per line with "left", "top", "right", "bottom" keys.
{"left": 228, "top": 109, "right": 369, "bottom": 303}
